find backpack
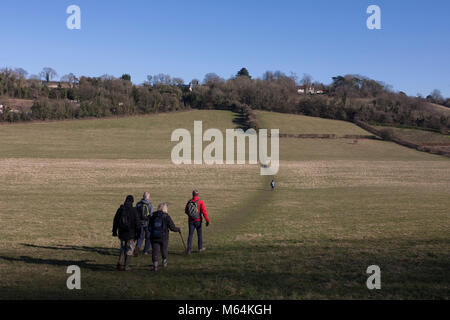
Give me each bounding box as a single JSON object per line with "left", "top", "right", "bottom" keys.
{"left": 150, "top": 212, "right": 164, "bottom": 240}
{"left": 137, "top": 202, "right": 151, "bottom": 222}
{"left": 187, "top": 199, "right": 200, "bottom": 220}
{"left": 118, "top": 207, "right": 131, "bottom": 231}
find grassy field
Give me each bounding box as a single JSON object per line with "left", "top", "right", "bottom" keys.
{"left": 0, "top": 110, "right": 449, "bottom": 299}
{"left": 255, "top": 110, "right": 369, "bottom": 135}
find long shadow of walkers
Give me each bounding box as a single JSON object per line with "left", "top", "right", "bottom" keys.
{"left": 21, "top": 243, "right": 118, "bottom": 256}
{"left": 0, "top": 255, "right": 112, "bottom": 271}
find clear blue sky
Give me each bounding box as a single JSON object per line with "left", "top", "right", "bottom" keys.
{"left": 1, "top": 0, "right": 449, "bottom": 97}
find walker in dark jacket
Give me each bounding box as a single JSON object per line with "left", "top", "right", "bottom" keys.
{"left": 148, "top": 203, "right": 180, "bottom": 271}
{"left": 112, "top": 195, "right": 140, "bottom": 271}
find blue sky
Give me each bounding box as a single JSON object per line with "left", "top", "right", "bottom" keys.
{"left": 1, "top": 0, "right": 449, "bottom": 97}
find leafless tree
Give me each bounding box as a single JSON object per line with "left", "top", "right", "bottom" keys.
{"left": 153, "top": 73, "right": 172, "bottom": 85}
{"left": 61, "top": 73, "right": 78, "bottom": 87}
{"left": 14, "top": 68, "right": 28, "bottom": 79}
{"left": 300, "top": 73, "right": 313, "bottom": 93}
{"left": 172, "top": 77, "right": 184, "bottom": 86}
{"left": 430, "top": 89, "right": 444, "bottom": 104}
{"left": 40, "top": 67, "right": 58, "bottom": 82}
{"left": 203, "top": 73, "right": 224, "bottom": 85}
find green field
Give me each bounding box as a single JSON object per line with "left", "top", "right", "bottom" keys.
{"left": 0, "top": 110, "right": 449, "bottom": 299}
{"left": 255, "top": 110, "right": 369, "bottom": 135}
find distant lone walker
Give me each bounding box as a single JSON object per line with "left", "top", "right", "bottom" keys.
{"left": 185, "top": 189, "right": 210, "bottom": 254}
{"left": 270, "top": 179, "right": 275, "bottom": 191}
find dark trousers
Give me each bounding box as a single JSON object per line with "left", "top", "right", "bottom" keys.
{"left": 151, "top": 239, "right": 168, "bottom": 262}
{"left": 187, "top": 221, "right": 203, "bottom": 252}
{"left": 136, "top": 226, "right": 151, "bottom": 253}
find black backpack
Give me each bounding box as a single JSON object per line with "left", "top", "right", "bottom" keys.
{"left": 187, "top": 199, "right": 200, "bottom": 220}
{"left": 118, "top": 206, "right": 131, "bottom": 231}
{"left": 150, "top": 212, "right": 164, "bottom": 240}
{"left": 137, "top": 202, "right": 151, "bottom": 223}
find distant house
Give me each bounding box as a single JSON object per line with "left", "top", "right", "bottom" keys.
{"left": 0, "top": 99, "right": 34, "bottom": 114}
{"left": 42, "top": 81, "right": 71, "bottom": 89}
{"left": 297, "top": 86, "right": 325, "bottom": 95}
{"left": 0, "top": 105, "right": 20, "bottom": 114}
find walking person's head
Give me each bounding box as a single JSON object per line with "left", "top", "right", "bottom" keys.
{"left": 192, "top": 189, "right": 199, "bottom": 198}
{"left": 143, "top": 192, "right": 150, "bottom": 200}
{"left": 124, "top": 195, "right": 134, "bottom": 208}
{"left": 157, "top": 202, "right": 168, "bottom": 213}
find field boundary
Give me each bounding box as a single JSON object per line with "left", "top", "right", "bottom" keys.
{"left": 354, "top": 120, "right": 450, "bottom": 158}
{"left": 275, "top": 133, "right": 379, "bottom": 140}
{"left": 0, "top": 108, "right": 194, "bottom": 126}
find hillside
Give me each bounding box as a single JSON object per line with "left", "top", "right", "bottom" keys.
{"left": 255, "top": 110, "right": 443, "bottom": 161}
{"left": 255, "top": 110, "right": 369, "bottom": 135}
{"left": 1, "top": 110, "right": 449, "bottom": 299}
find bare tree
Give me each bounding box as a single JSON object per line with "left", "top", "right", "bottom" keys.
{"left": 153, "top": 73, "right": 172, "bottom": 85}
{"left": 203, "top": 73, "right": 223, "bottom": 85}
{"left": 61, "top": 73, "right": 78, "bottom": 87}
{"left": 430, "top": 89, "right": 444, "bottom": 104}
{"left": 29, "top": 74, "right": 41, "bottom": 80}
{"left": 14, "top": 68, "right": 28, "bottom": 79}
{"left": 40, "top": 67, "right": 58, "bottom": 82}
{"left": 300, "top": 73, "right": 313, "bottom": 94}
{"left": 172, "top": 77, "right": 184, "bottom": 86}
{"left": 100, "top": 74, "right": 115, "bottom": 81}
{"left": 145, "top": 75, "right": 153, "bottom": 86}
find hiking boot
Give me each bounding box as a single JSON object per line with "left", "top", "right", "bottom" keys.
{"left": 143, "top": 252, "right": 149, "bottom": 255}
{"left": 163, "top": 259, "right": 168, "bottom": 268}
{"left": 199, "top": 248, "right": 206, "bottom": 253}
{"left": 116, "top": 263, "right": 124, "bottom": 271}
{"left": 186, "top": 250, "right": 191, "bottom": 255}
{"left": 124, "top": 265, "right": 131, "bottom": 271}
{"left": 153, "top": 262, "right": 158, "bottom": 272}
{"left": 133, "top": 247, "right": 140, "bottom": 257}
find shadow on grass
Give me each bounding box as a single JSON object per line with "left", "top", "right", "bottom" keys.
{"left": 21, "top": 243, "right": 118, "bottom": 256}
{"left": 1, "top": 239, "right": 450, "bottom": 299}
{"left": 0, "top": 255, "right": 113, "bottom": 271}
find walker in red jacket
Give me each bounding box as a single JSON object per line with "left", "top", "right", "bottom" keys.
{"left": 185, "top": 189, "right": 210, "bottom": 254}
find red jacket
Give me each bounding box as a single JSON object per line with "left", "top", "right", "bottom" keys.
{"left": 185, "top": 196, "right": 209, "bottom": 223}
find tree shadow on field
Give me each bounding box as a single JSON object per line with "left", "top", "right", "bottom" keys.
{"left": 0, "top": 255, "right": 112, "bottom": 271}
{"left": 232, "top": 113, "right": 250, "bottom": 130}
{"left": 21, "top": 243, "right": 118, "bottom": 256}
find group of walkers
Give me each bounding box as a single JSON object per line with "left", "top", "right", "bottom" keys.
{"left": 112, "top": 190, "right": 210, "bottom": 271}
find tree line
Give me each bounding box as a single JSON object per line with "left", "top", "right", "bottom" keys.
{"left": 0, "top": 67, "right": 449, "bottom": 133}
